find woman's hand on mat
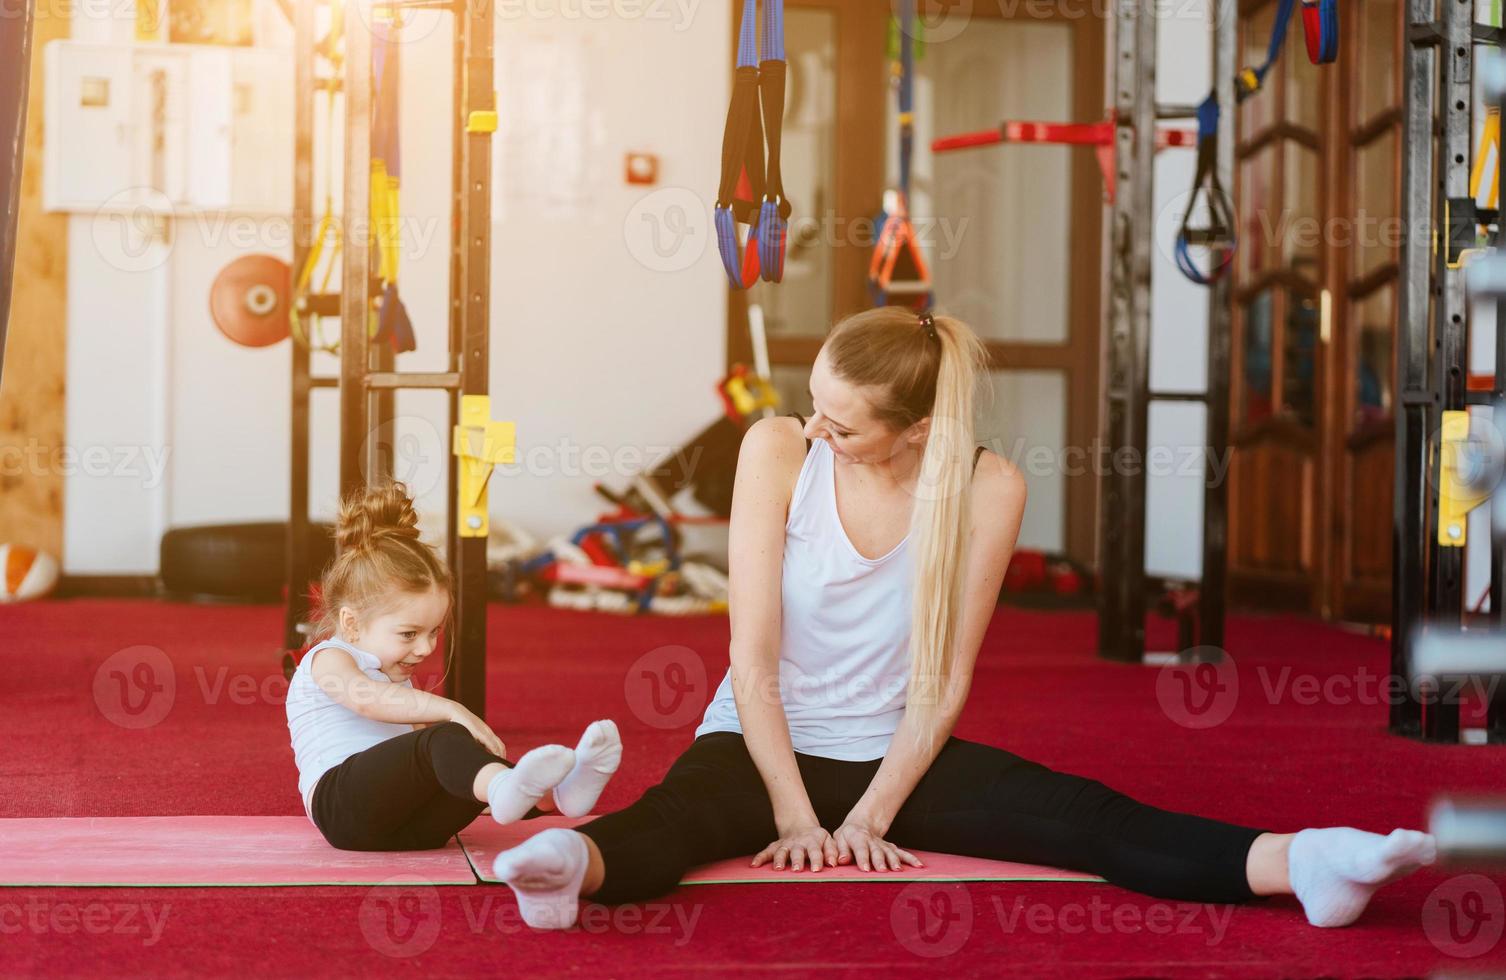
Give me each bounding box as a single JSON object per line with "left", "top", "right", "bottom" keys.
{"left": 751, "top": 824, "right": 839, "bottom": 872}
{"left": 833, "top": 821, "right": 923, "bottom": 872}
{"left": 446, "top": 704, "right": 507, "bottom": 759}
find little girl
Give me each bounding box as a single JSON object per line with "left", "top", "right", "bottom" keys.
{"left": 286, "top": 482, "right": 622, "bottom": 851}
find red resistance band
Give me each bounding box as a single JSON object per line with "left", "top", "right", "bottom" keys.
{"left": 930, "top": 116, "right": 1196, "bottom": 202}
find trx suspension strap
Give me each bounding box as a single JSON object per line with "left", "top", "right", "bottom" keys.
{"left": 1174, "top": 96, "right": 1236, "bottom": 285}
{"left": 715, "top": 0, "right": 789, "bottom": 289}
{"left": 1236, "top": 0, "right": 1295, "bottom": 102}
{"left": 869, "top": 2, "right": 932, "bottom": 310}
{"left": 1301, "top": 0, "right": 1339, "bottom": 65}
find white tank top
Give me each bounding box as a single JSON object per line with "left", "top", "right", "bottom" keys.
{"left": 696, "top": 435, "right": 915, "bottom": 761}
{"left": 285, "top": 637, "right": 415, "bottom": 821}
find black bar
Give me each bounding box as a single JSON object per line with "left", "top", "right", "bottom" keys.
{"left": 340, "top": 6, "right": 373, "bottom": 497}
{"left": 444, "top": 0, "right": 465, "bottom": 710}
{"left": 1392, "top": 0, "right": 1436, "bottom": 737}
{"left": 305, "top": 293, "right": 341, "bottom": 316}
{"left": 1098, "top": 0, "right": 1155, "bottom": 663}
{"left": 0, "top": 0, "right": 35, "bottom": 392}
{"left": 1148, "top": 390, "right": 1209, "bottom": 403}
{"left": 284, "top": 0, "right": 317, "bottom": 655}
{"left": 1421, "top": 0, "right": 1471, "bottom": 744}
{"left": 449, "top": 0, "right": 496, "bottom": 718}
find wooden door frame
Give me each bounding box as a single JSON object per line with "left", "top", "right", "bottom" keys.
{"left": 725, "top": 0, "right": 1104, "bottom": 563}
{"left": 1228, "top": 0, "right": 1331, "bottom": 612}
{"left": 1322, "top": 1, "right": 1401, "bottom": 622}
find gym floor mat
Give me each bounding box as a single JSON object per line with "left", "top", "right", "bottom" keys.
{"left": 0, "top": 817, "right": 477, "bottom": 887}
{"left": 458, "top": 815, "right": 1105, "bottom": 885}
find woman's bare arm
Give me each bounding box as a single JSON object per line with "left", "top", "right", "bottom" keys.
{"left": 724, "top": 417, "right": 834, "bottom": 867}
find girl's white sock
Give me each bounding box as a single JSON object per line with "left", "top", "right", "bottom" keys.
{"left": 1288, "top": 827, "right": 1437, "bottom": 927}
{"left": 492, "top": 828, "right": 590, "bottom": 930}
{"left": 553, "top": 720, "right": 623, "bottom": 818}
{"left": 486, "top": 745, "right": 575, "bottom": 824}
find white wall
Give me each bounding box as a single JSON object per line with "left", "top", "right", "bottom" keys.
{"left": 63, "top": 0, "right": 729, "bottom": 573}
{"left": 1145, "top": 1, "right": 1215, "bottom": 580}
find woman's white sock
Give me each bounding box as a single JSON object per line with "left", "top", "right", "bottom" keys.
{"left": 1288, "top": 827, "right": 1437, "bottom": 927}
{"left": 553, "top": 720, "right": 623, "bottom": 818}
{"left": 492, "top": 828, "right": 591, "bottom": 930}
{"left": 486, "top": 745, "right": 575, "bottom": 824}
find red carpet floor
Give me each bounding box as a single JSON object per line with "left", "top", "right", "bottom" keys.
{"left": 1, "top": 598, "right": 1503, "bottom": 977}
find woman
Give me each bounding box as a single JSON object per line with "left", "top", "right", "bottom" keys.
{"left": 493, "top": 308, "right": 1435, "bottom": 930}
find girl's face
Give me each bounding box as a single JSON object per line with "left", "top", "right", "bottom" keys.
{"left": 341, "top": 587, "right": 450, "bottom": 681}
{"left": 804, "top": 349, "right": 927, "bottom": 464}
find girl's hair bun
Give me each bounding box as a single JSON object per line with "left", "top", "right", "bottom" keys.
{"left": 335, "top": 482, "right": 422, "bottom": 553}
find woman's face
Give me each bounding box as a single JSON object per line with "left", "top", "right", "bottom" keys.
{"left": 804, "top": 349, "right": 926, "bottom": 464}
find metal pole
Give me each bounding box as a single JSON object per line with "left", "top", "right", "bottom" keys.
{"left": 1200, "top": 0, "right": 1236, "bottom": 655}
{"left": 1098, "top": 0, "right": 1156, "bottom": 662}
{"left": 1422, "top": 0, "right": 1473, "bottom": 742}
{"left": 1391, "top": 0, "right": 1437, "bottom": 737}
{"left": 450, "top": 0, "right": 495, "bottom": 716}
{"left": 340, "top": 0, "right": 374, "bottom": 497}
{"left": 285, "top": 0, "right": 317, "bottom": 654}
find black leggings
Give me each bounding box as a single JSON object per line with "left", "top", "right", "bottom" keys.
{"left": 580, "top": 732, "right": 1265, "bottom": 905}
{"left": 311, "top": 721, "right": 534, "bottom": 851}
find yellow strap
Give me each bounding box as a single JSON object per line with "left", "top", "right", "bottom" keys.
{"left": 371, "top": 160, "right": 401, "bottom": 286}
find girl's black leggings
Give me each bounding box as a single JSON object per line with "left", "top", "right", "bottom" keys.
{"left": 580, "top": 732, "right": 1265, "bottom": 905}
{"left": 311, "top": 721, "right": 534, "bottom": 851}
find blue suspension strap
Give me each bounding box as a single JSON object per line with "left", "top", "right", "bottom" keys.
{"left": 714, "top": 0, "right": 789, "bottom": 289}
{"left": 1236, "top": 0, "right": 1295, "bottom": 102}
{"left": 1174, "top": 95, "right": 1236, "bottom": 285}
{"left": 1301, "top": 0, "right": 1339, "bottom": 65}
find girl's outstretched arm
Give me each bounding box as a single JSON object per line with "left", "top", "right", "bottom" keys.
{"left": 309, "top": 647, "right": 505, "bottom": 757}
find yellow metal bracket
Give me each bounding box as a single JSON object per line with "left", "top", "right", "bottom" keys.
{"left": 452, "top": 395, "right": 515, "bottom": 538}
{"left": 1438, "top": 410, "right": 1491, "bottom": 547}
{"left": 466, "top": 109, "right": 498, "bottom": 134}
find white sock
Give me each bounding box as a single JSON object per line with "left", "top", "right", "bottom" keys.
{"left": 492, "top": 828, "right": 590, "bottom": 930}
{"left": 553, "top": 720, "right": 623, "bottom": 818}
{"left": 486, "top": 745, "right": 575, "bottom": 824}
{"left": 1288, "top": 827, "right": 1437, "bottom": 927}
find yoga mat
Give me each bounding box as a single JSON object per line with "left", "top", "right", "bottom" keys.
{"left": 0, "top": 817, "right": 477, "bottom": 887}
{"left": 459, "top": 815, "right": 1105, "bottom": 885}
